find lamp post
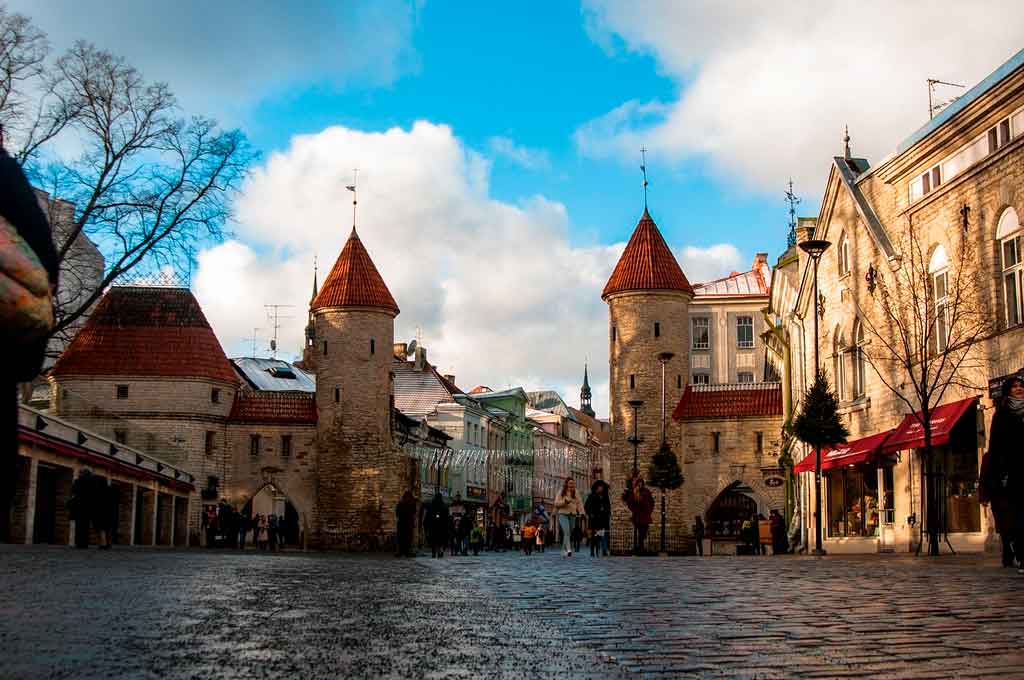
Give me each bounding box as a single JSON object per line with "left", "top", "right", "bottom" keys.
{"left": 627, "top": 399, "right": 643, "bottom": 554}
{"left": 798, "top": 238, "right": 831, "bottom": 557}
{"left": 656, "top": 352, "right": 675, "bottom": 555}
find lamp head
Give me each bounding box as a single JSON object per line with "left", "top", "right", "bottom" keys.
{"left": 656, "top": 351, "right": 675, "bottom": 363}
{"left": 799, "top": 239, "right": 831, "bottom": 259}
{"left": 627, "top": 399, "right": 644, "bottom": 408}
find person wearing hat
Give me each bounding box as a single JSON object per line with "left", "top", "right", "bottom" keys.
{"left": 585, "top": 480, "right": 611, "bottom": 557}
{"left": 981, "top": 374, "right": 1024, "bottom": 571}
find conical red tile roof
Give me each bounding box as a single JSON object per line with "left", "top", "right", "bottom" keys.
{"left": 602, "top": 209, "right": 693, "bottom": 298}
{"left": 50, "top": 287, "right": 239, "bottom": 384}
{"left": 312, "top": 228, "right": 399, "bottom": 315}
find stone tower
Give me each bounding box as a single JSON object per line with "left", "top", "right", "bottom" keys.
{"left": 602, "top": 208, "right": 693, "bottom": 552}
{"left": 311, "top": 226, "right": 401, "bottom": 548}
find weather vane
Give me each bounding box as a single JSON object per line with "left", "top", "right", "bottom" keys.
{"left": 345, "top": 168, "right": 358, "bottom": 231}
{"left": 640, "top": 147, "right": 649, "bottom": 209}
{"left": 785, "top": 178, "right": 801, "bottom": 249}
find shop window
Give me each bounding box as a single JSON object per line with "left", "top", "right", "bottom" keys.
{"left": 826, "top": 466, "right": 879, "bottom": 537}
{"left": 998, "top": 208, "right": 1022, "bottom": 327}
{"left": 936, "top": 418, "right": 981, "bottom": 533}
{"left": 737, "top": 316, "right": 754, "bottom": 349}
{"left": 691, "top": 317, "right": 709, "bottom": 350}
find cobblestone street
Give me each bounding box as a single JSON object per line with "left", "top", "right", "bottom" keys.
{"left": 1, "top": 546, "right": 1023, "bottom": 679}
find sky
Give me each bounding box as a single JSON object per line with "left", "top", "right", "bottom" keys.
{"left": 13, "top": 1, "right": 1024, "bottom": 417}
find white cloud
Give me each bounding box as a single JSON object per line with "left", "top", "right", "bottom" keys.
{"left": 487, "top": 136, "right": 552, "bottom": 170}
{"left": 578, "top": 0, "right": 1024, "bottom": 195}
{"left": 678, "top": 244, "right": 744, "bottom": 285}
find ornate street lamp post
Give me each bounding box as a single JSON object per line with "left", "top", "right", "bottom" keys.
{"left": 799, "top": 238, "right": 831, "bottom": 556}
{"left": 627, "top": 399, "right": 643, "bottom": 554}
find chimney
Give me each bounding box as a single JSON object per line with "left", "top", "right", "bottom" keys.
{"left": 795, "top": 217, "right": 817, "bottom": 245}
{"left": 393, "top": 342, "right": 407, "bottom": 359}
{"left": 414, "top": 346, "right": 428, "bottom": 371}
{"left": 443, "top": 374, "right": 456, "bottom": 386}
{"left": 753, "top": 252, "right": 768, "bottom": 269}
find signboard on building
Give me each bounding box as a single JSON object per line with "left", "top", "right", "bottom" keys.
{"left": 466, "top": 485, "right": 487, "bottom": 502}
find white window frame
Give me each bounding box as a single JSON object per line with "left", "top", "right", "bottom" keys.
{"left": 691, "top": 317, "right": 710, "bottom": 350}
{"left": 852, "top": 320, "right": 866, "bottom": 398}
{"left": 692, "top": 373, "right": 710, "bottom": 386}
{"left": 737, "top": 372, "right": 754, "bottom": 384}
{"left": 736, "top": 316, "right": 754, "bottom": 349}
{"left": 998, "top": 208, "right": 1023, "bottom": 328}
{"left": 838, "top": 232, "right": 850, "bottom": 277}
{"left": 833, "top": 330, "right": 848, "bottom": 401}
{"left": 928, "top": 245, "right": 950, "bottom": 355}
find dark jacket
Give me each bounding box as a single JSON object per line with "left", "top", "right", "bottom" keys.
{"left": 981, "top": 407, "right": 1024, "bottom": 533}
{"left": 424, "top": 497, "right": 450, "bottom": 544}
{"left": 623, "top": 485, "right": 655, "bottom": 526}
{"left": 396, "top": 497, "right": 417, "bottom": 531}
{"left": 584, "top": 492, "right": 611, "bottom": 531}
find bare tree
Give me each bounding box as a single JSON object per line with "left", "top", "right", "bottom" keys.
{"left": 855, "top": 219, "right": 993, "bottom": 556}
{"left": 0, "top": 8, "right": 255, "bottom": 350}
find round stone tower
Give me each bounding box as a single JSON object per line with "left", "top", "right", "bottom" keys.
{"left": 602, "top": 208, "right": 693, "bottom": 552}
{"left": 311, "top": 226, "right": 401, "bottom": 548}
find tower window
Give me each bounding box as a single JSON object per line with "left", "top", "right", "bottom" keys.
{"left": 204, "top": 431, "right": 215, "bottom": 455}
{"left": 612, "top": 326, "right": 617, "bottom": 341}
{"left": 654, "top": 322, "right": 660, "bottom": 337}
{"left": 249, "top": 434, "right": 260, "bottom": 457}
{"left": 281, "top": 435, "right": 292, "bottom": 458}
{"left": 629, "top": 374, "right": 635, "bottom": 390}
{"left": 211, "top": 388, "right": 220, "bottom": 404}
{"left": 756, "top": 431, "right": 763, "bottom": 453}
{"left": 370, "top": 338, "right": 375, "bottom": 355}
{"left": 115, "top": 384, "right": 129, "bottom": 399}
{"left": 712, "top": 432, "right": 720, "bottom": 453}
{"left": 676, "top": 375, "right": 682, "bottom": 389}
{"left": 334, "top": 386, "right": 341, "bottom": 403}
{"left": 323, "top": 340, "right": 328, "bottom": 355}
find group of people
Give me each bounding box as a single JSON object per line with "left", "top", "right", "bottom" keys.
{"left": 201, "top": 501, "right": 288, "bottom": 550}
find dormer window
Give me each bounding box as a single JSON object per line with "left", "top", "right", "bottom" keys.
{"left": 269, "top": 366, "right": 296, "bottom": 379}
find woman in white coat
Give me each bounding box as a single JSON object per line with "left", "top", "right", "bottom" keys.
{"left": 554, "top": 477, "right": 584, "bottom": 557}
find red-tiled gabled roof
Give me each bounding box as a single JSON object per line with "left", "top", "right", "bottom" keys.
{"left": 311, "top": 228, "right": 399, "bottom": 315}
{"left": 673, "top": 383, "right": 782, "bottom": 420}
{"left": 602, "top": 209, "right": 693, "bottom": 299}
{"left": 230, "top": 391, "right": 317, "bottom": 424}
{"left": 51, "top": 287, "right": 238, "bottom": 384}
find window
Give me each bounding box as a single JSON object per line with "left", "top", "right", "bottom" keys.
{"left": 211, "top": 388, "right": 220, "bottom": 404}
{"left": 691, "top": 317, "right": 709, "bottom": 350}
{"left": 204, "top": 431, "right": 215, "bottom": 455}
{"left": 838, "top": 232, "right": 850, "bottom": 276}
{"left": 115, "top": 384, "right": 129, "bottom": 399}
{"left": 998, "top": 208, "right": 1023, "bottom": 328}
{"left": 629, "top": 374, "right": 635, "bottom": 390}
{"left": 322, "top": 340, "right": 328, "bottom": 356}
{"left": 852, "top": 320, "right": 867, "bottom": 398}
{"left": 755, "top": 431, "right": 763, "bottom": 453}
{"left": 833, "top": 328, "right": 848, "bottom": 400}
{"left": 281, "top": 435, "right": 292, "bottom": 458}
{"left": 370, "top": 338, "right": 375, "bottom": 355}
{"left": 736, "top": 316, "right": 754, "bottom": 349}
{"left": 826, "top": 466, "right": 880, "bottom": 537}
{"left": 676, "top": 375, "right": 682, "bottom": 389}
{"left": 249, "top": 434, "right": 260, "bottom": 457}
{"left": 737, "top": 372, "right": 754, "bottom": 384}
{"left": 928, "top": 245, "right": 950, "bottom": 354}
{"left": 334, "top": 386, "right": 340, "bottom": 404}
{"left": 692, "top": 373, "right": 710, "bottom": 385}
{"left": 654, "top": 322, "right": 661, "bottom": 338}
{"left": 712, "top": 432, "right": 720, "bottom": 453}
{"left": 114, "top": 429, "right": 127, "bottom": 445}
{"left": 611, "top": 326, "right": 617, "bottom": 341}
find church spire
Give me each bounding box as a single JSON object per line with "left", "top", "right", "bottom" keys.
{"left": 580, "top": 361, "right": 595, "bottom": 418}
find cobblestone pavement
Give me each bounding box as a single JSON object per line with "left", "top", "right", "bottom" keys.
{"left": 1, "top": 546, "right": 1023, "bottom": 679}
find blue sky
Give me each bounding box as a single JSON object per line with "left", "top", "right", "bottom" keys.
{"left": 14, "top": 1, "right": 1024, "bottom": 416}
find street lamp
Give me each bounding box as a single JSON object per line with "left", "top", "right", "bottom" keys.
{"left": 798, "top": 238, "right": 830, "bottom": 557}
{"left": 656, "top": 352, "right": 675, "bottom": 446}
{"left": 627, "top": 399, "right": 643, "bottom": 555}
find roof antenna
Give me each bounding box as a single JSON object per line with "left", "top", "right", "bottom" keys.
{"left": 927, "top": 78, "right": 965, "bottom": 120}
{"left": 785, "top": 178, "right": 801, "bottom": 249}
{"left": 843, "top": 125, "right": 851, "bottom": 160}
{"left": 640, "top": 146, "right": 649, "bottom": 210}
{"left": 345, "top": 168, "right": 358, "bottom": 235}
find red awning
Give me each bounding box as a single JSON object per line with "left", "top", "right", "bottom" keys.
{"left": 793, "top": 429, "right": 896, "bottom": 474}
{"left": 880, "top": 397, "right": 977, "bottom": 454}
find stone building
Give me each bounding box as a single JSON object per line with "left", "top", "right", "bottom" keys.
{"left": 777, "top": 47, "right": 1024, "bottom": 554}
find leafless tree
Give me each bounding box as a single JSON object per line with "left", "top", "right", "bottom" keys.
{"left": 0, "top": 7, "right": 255, "bottom": 347}
{"left": 855, "top": 219, "right": 993, "bottom": 556}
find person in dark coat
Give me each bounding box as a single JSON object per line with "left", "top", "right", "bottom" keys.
{"left": 622, "top": 474, "right": 654, "bottom": 555}
{"left": 585, "top": 480, "right": 611, "bottom": 557}
{"left": 693, "top": 516, "right": 706, "bottom": 556}
{"left": 1, "top": 143, "right": 58, "bottom": 543}
{"left": 769, "top": 509, "right": 786, "bottom": 555}
{"left": 424, "top": 493, "right": 450, "bottom": 558}
{"left": 981, "top": 375, "right": 1024, "bottom": 569}
{"left": 395, "top": 490, "right": 417, "bottom": 557}
{"left": 69, "top": 468, "right": 97, "bottom": 548}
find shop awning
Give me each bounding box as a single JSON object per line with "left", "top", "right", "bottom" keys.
{"left": 880, "top": 397, "right": 977, "bottom": 454}
{"left": 793, "top": 429, "right": 896, "bottom": 474}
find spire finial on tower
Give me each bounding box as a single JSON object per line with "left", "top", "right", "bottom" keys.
{"left": 785, "top": 178, "right": 801, "bottom": 249}
{"left": 640, "top": 146, "right": 649, "bottom": 210}
{"left": 843, "top": 125, "right": 851, "bottom": 160}
{"left": 310, "top": 255, "right": 319, "bottom": 304}
{"left": 345, "top": 168, "right": 359, "bottom": 235}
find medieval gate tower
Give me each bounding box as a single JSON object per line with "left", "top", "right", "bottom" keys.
{"left": 603, "top": 208, "right": 693, "bottom": 552}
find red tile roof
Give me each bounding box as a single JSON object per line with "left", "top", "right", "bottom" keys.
{"left": 602, "top": 209, "right": 693, "bottom": 298}
{"left": 230, "top": 391, "right": 317, "bottom": 424}
{"left": 50, "top": 287, "right": 238, "bottom": 384}
{"left": 312, "top": 228, "right": 399, "bottom": 315}
{"left": 673, "top": 383, "right": 783, "bottom": 420}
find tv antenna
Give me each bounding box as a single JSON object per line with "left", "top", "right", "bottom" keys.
{"left": 784, "top": 178, "right": 801, "bottom": 249}
{"left": 927, "top": 78, "right": 965, "bottom": 119}
{"left": 264, "top": 304, "right": 295, "bottom": 357}
{"left": 246, "top": 327, "right": 264, "bottom": 358}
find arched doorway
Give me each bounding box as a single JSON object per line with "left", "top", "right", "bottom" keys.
{"left": 706, "top": 482, "right": 758, "bottom": 539}
{"left": 242, "top": 483, "right": 302, "bottom": 547}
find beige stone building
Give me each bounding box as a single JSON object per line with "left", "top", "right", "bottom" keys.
{"left": 775, "top": 47, "right": 1024, "bottom": 554}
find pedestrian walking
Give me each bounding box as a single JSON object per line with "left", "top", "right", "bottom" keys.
{"left": 622, "top": 474, "right": 654, "bottom": 555}
{"left": 470, "top": 524, "right": 484, "bottom": 556}
{"left": 457, "top": 512, "right": 472, "bottom": 555}
{"left": 0, "top": 138, "right": 58, "bottom": 544}
{"left": 267, "top": 513, "right": 279, "bottom": 552}
{"left": 693, "top": 516, "right": 705, "bottom": 556}
{"left": 449, "top": 493, "right": 466, "bottom": 554}
{"left": 585, "top": 480, "right": 611, "bottom": 557}
{"left": 425, "top": 493, "right": 450, "bottom": 558}
{"left": 769, "top": 509, "right": 786, "bottom": 555}
{"left": 981, "top": 374, "right": 1024, "bottom": 570}
{"left": 522, "top": 522, "right": 536, "bottom": 555}
{"left": 554, "top": 477, "right": 584, "bottom": 557}
{"left": 395, "top": 490, "right": 417, "bottom": 557}
{"left": 69, "top": 468, "right": 97, "bottom": 549}
{"left": 490, "top": 493, "right": 510, "bottom": 551}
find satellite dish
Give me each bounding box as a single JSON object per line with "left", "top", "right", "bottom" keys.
{"left": 406, "top": 339, "right": 417, "bottom": 356}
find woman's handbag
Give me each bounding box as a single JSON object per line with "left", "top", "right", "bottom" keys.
{"left": 0, "top": 219, "right": 54, "bottom": 346}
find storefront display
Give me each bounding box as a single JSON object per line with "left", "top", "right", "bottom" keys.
{"left": 826, "top": 465, "right": 879, "bottom": 537}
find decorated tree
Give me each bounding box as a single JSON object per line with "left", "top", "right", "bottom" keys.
{"left": 647, "top": 441, "right": 684, "bottom": 554}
